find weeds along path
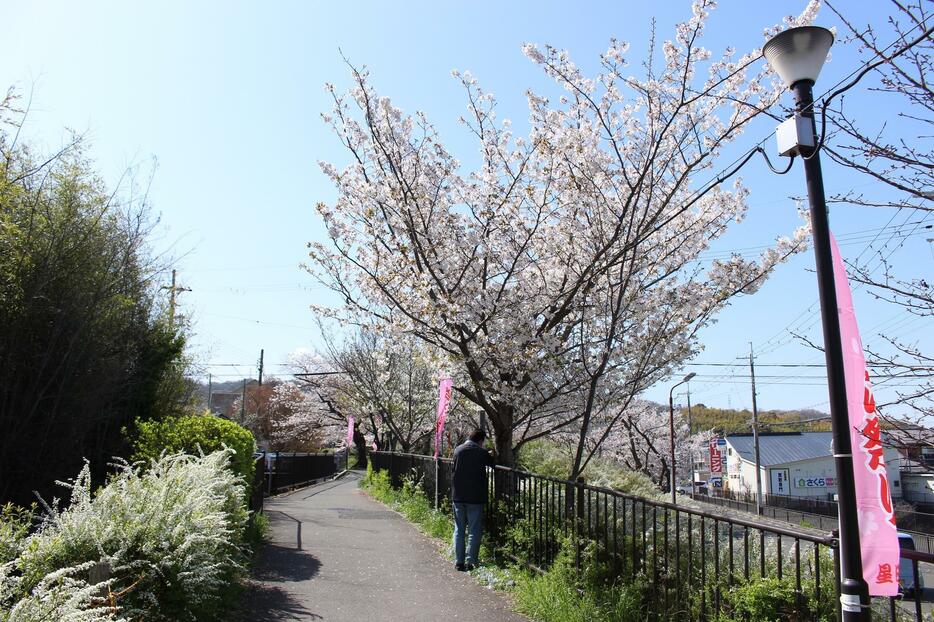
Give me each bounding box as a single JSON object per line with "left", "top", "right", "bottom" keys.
{"left": 237, "top": 470, "right": 528, "bottom": 621}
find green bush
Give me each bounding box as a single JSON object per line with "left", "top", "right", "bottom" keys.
{"left": 719, "top": 575, "right": 833, "bottom": 622}
{"left": 131, "top": 415, "right": 256, "bottom": 483}
{"left": 512, "top": 538, "right": 646, "bottom": 622}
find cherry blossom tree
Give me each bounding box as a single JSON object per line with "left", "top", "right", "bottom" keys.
{"left": 233, "top": 380, "right": 329, "bottom": 452}
{"left": 320, "top": 330, "right": 439, "bottom": 451}
{"left": 292, "top": 330, "right": 471, "bottom": 455}
{"left": 590, "top": 400, "right": 711, "bottom": 491}
{"left": 310, "top": 1, "right": 817, "bottom": 472}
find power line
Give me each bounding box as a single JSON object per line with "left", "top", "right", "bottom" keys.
{"left": 683, "top": 361, "right": 888, "bottom": 368}
{"left": 201, "top": 362, "right": 303, "bottom": 367}
{"left": 199, "top": 312, "right": 318, "bottom": 331}
{"left": 695, "top": 220, "right": 929, "bottom": 262}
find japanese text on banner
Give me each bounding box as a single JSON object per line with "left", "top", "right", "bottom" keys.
{"left": 831, "top": 232, "right": 899, "bottom": 597}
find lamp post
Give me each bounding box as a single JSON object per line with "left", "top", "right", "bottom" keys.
{"left": 668, "top": 372, "right": 696, "bottom": 504}
{"left": 763, "top": 26, "right": 870, "bottom": 620}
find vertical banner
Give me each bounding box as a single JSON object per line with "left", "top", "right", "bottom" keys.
{"left": 709, "top": 437, "right": 722, "bottom": 473}
{"left": 708, "top": 437, "right": 723, "bottom": 488}
{"left": 347, "top": 416, "right": 355, "bottom": 448}
{"left": 831, "top": 233, "right": 899, "bottom": 596}
{"left": 434, "top": 378, "right": 453, "bottom": 459}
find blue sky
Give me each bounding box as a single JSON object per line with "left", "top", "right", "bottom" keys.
{"left": 2, "top": 1, "right": 929, "bottom": 417}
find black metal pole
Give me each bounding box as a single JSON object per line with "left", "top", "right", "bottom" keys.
{"left": 793, "top": 79, "right": 870, "bottom": 620}
{"left": 669, "top": 388, "right": 677, "bottom": 505}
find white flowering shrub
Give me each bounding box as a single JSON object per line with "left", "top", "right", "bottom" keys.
{"left": 1, "top": 561, "right": 124, "bottom": 622}
{"left": 2, "top": 451, "right": 248, "bottom": 621}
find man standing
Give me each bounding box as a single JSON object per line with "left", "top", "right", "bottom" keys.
{"left": 451, "top": 428, "right": 495, "bottom": 571}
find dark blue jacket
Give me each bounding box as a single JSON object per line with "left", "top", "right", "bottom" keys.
{"left": 451, "top": 440, "right": 495, "bottom": 504}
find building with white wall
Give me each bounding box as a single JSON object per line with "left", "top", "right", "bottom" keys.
{"left": 720, "top": 432, "right": 902, "bottom": 501}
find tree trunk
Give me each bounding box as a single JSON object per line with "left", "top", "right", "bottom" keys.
{"left": 489, "top": 403, "right": 515, "bottom": 466}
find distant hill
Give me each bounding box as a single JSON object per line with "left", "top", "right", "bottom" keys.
{"left": 686, "top": 403, "right": 832, "bottom": 434}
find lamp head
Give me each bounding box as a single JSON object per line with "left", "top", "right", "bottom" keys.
{"left": 763, "top": 26, "right": 834, "bottom": 89}
{"left": 683, "top": 372, "right": 696, "bottom": 382}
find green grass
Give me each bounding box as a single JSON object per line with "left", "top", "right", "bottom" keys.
{"left": 244, "top": 511, "right": 270, "bottom": 548}
{"left": 510, "top": 539, "right": 647, "bottom": 622}
{"left": 361, "top": 465, "right": 454, "bottom": 542}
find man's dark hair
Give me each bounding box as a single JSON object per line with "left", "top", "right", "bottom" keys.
{"left": 468, "top": 428, "right": 486, "bottom": 443}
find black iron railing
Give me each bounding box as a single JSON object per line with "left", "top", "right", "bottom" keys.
{"left": 693, "top": 491, "right": 934, "bottom": 556}
{"left": 370, "top": 451, "right": 934, "bottom": 621}
{"left": 265, "top": 450, "right": 348, "bottom": 495}
{"left": 708, "top": 488, "right": 934, "bottom": 535}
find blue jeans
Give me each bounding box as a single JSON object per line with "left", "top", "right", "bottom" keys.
{"left": 453, "top": 502, "right": 485, "bottom": 565}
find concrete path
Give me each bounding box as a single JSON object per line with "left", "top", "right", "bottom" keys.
{"left": 237, "top": 471, "right": 528, "bottom": 621}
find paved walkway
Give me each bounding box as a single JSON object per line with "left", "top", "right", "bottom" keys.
{"left": 237, "top": 471, "right": 528, "bottom": 621}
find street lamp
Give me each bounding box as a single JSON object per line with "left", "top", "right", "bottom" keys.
{"left": 763, "top": 26, "right": 869, "bottom": 621}
{"left": 668, "top": 372, "right": 696, "bottom": 504}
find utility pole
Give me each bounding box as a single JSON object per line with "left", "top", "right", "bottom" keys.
{"left": 256, "top": 349, "right": 264, "bottom": 428}
{"left": 687, "top": 385, "right": 693, "bottom": 434}
{"left": 749, "top": 343, "right": 763, "bottom": 515}
{"left": 240, "top": 379, "right": 246, "bottom": 423}
{"left": 258, "top": 349, "right": 264, "bottom": 387}
{"left": 687, "top": 384, "right": 695, "bottom": 495}
{"left": 208, "top": 374, "right": 213, "bottom": 414}
{"left": 161, "top": 269, "right": 191, "bottom": 327}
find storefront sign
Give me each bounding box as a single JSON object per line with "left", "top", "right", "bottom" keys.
{"left": 770, "top": 469, "right": 790, "bottom": 495}
{"left": 709, "top": 438, "right": 723, "bottom": 474}
{"left": 793, "top": 475, "right": 836, "bottom": 488}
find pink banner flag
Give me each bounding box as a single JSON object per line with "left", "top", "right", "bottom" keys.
{"left": 347, "top": 416, "right": 355, "bottom": 448}
{"left": 434, "top": 378, "right": 453, "bottom": 459}
{"left": 831, "top": 233, "right": 899, "bottom": 596}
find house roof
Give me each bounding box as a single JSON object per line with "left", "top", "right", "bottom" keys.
{"left": 725, "top": 432, "right": 834, "bottom": 467}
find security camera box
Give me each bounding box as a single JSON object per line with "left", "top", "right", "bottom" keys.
{"left": 776, "top": 115, "right": 815, "bottom": 157}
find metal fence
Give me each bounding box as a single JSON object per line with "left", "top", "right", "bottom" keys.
{"left": 264, "top": 450, "right": 348, "bottom": 495}
{"left": 708, "top": 489, "right": 934, "bottom": 536}
{"left": 694, "top": 491, "right": 934, "bottom": 556}
{"left": 371, "top": 451, "right": 934, "bottom": 621}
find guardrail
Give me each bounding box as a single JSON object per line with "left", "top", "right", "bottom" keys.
{"left": 371, "top": 451, "right": 934, "bottom": 621}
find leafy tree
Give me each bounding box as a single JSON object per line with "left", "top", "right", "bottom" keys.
{"left": 0, "top": 92, "right": 191, "bottom": 504}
